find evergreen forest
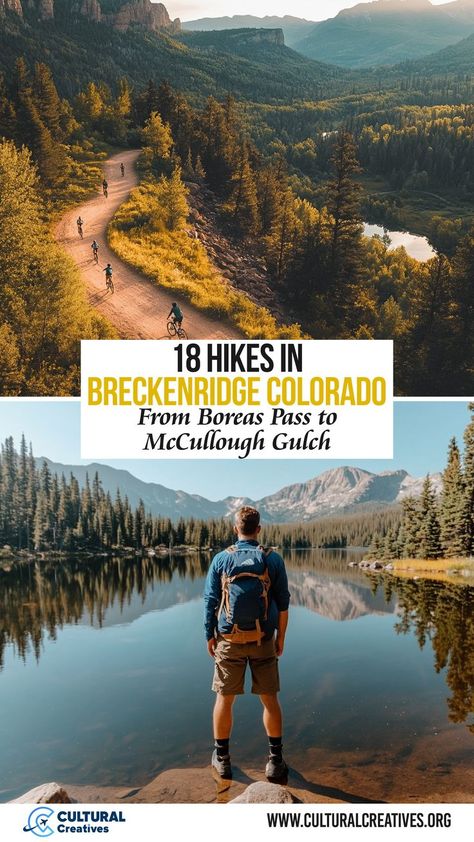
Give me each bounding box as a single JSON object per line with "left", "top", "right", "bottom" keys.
{"left": 1, "top": 403, "right": 473, "bottom": 557}
{"left": 0, "top": 9, "right": 473, "bottom": 394}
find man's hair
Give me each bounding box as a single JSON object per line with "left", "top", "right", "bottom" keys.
{"left": 235, "top": 506, "right": 260, "bottom": 536}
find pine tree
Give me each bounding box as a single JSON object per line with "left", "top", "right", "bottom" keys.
{"left": 201, "top": 97, "right": 235, "bottom": 192}
{"left": 194, "top": 154, "right": 205, "bottom": 180}
{"left": 451, "top": 238, "right": 474, "bottom": 393}
{"left": 418, "top": 475, "right": 442, "bottom": 559}
{"left": 406, "top": 255, "right": 454, "bottom": 394}
{"left": 440, "top": 438, "right": 465, "bottom": 557}
{"left": 383, "top": 527, "right": 400, "bottom": 560}
{"left": 230, "top": 143, "right": 258, "bottom": 235}
{"left": 266, "top": 189, "right": 298, "bottom": 282}
{"left": 257, "top": 163, "right": 284, "bottom": 235}
{"left": 400, "top": 496, "right": 422, "bottom": 558}
{"left": 32, "top": 63, "right": 62, "bottom": 139}
{"left": 325, "top": 130, "right": 363, "bottom": 312}
{"left": 183, "top": 148, "right": 194, "bottom": 178}
{"left": 461, "top": 403, "right": 474, "bottom": 556}
{"left": 0, "top": 72, "right": 16, "bottom": 140}
{"left": 13, "top": 59, "right": 67, "bottom": 187}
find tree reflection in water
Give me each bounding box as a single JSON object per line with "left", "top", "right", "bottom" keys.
{"left": 0, "top": 554, "right": 208, "bottom": 668}
{"left": 375, "top": 575, "right": 474, "bottom": 732}
{"left": 2, "top": 554, "right": 473, "bottom": 735}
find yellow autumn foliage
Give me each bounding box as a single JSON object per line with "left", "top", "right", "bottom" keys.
{"left": 108, "top": 176, "right": 303, "bottom": 340}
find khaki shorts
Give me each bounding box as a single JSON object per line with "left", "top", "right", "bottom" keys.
{"left": 212, "top": 634, "right": 280, "bottom": 696}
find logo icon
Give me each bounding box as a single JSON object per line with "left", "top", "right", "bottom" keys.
{"left": 23, "top": 807, "right": 55, "bottom": 837}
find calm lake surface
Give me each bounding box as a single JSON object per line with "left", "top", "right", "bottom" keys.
{"left": 1, "top": 550, "right": 473, "bottom": 802}
{"left": 364, "top": 223, "right": 435, "bottom": 261}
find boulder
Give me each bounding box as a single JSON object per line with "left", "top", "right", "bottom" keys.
{"left": 230, "top": 782, "right": 299, "bottom": 803}
{"left": 11, "top": 782, "right": 76, "bottom": 804}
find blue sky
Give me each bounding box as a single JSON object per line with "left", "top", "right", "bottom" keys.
{"left": 0, "top": 399, "right": 470, "bottom": 499}
{"left": 169, "top": 0, "right": 456, "bottom": 25}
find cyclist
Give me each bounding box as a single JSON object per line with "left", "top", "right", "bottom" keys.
{"left": 103, "top": 263, "right": 113, "bottom": 290}
{"left": 102, "top": 179, "right": 108, "bottom": 197}
{"left": 120, "top": 163, "right": 125, "bottom": 177}
{"left": 168, "top": 302, "right": 183, "bottom": 328}
{"left": 91, "top": 240, "right": 99, "bottom": 262}
{"left": 77, "top": 216, "right": 84, "bottom": 237}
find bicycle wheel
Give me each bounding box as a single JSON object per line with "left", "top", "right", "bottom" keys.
{"left": 167, "top": 320, "right": 177, "bottom": 337}
{"left": 177, "top": 327, "right": 188, "bottom": 340}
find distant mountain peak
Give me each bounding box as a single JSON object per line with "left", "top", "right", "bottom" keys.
{"left": 39, "top": 458, "right": 441, "bottom": 524}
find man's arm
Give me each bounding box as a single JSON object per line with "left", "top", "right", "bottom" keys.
{"left": 203, "top": 556, "right": 222, "bottom": 657}
{"left": 276, "top": 610, "right": 288, "bottom": 657}
{"left": 269, "top": 551, "right": 290, "bottom": 656}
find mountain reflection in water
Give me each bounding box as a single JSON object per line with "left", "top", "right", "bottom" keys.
{"left": 0, "top": 549, "right": 472, "bottom": 801}
{"left": 1, "top": 550, "right": 395, "bottom": 664}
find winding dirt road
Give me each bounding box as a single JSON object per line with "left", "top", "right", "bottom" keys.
{"left": 56, "top": 149, "right": 241, "bottom": 339}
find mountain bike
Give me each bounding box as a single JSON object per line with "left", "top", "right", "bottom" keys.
{"left": 106, "top": 275, "right": 114, "bottom": 294}
{"left": 167, "top": 319, "right": 187, "bottom": 339}
{"left": 77, "top": 224, "right": 83, "bottom": 239}
{"left": 93, "top": 248, "right": 99, "bottom": 264}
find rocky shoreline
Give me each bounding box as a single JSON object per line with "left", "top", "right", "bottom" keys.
{"left": 10, "top": 754, "right": 474, "bottom": 805}
{"left": 350, "top": 557, "right": 474, "bottom": 581}
{"left": 11, "top": 771, "right": 344, "bottom": 806}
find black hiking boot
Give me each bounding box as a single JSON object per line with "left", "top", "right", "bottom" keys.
{"left": 211, "top": 749, "right": 232, "bottom": 779}
{"left": 265, "top": 754, "right": 289, "bottom": 782}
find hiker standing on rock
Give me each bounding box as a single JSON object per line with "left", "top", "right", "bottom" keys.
{"left": 204, "top": 506, "right": 290, "bottom": 782}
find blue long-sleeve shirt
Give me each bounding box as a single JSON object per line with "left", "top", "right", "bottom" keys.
{"left": 203, "top": 539, "right": 290, "bottom": 641}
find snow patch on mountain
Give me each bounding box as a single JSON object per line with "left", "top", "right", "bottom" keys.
{"left": 39, "top": 459, "right": 442, "bottom": 523}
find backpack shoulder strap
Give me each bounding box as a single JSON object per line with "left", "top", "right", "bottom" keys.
{"left": 217, "top": 546, "right": 236, "bottom": 621}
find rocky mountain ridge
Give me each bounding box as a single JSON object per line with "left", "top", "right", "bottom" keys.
{"left": 182, "top": 0, "right": 474, "bottom": 67}
{"left": 38, "top": 460, "right": 442, "bottom": 523}
{"left": 0, "top": 0, "right": 180, "bottom": 33}
{"left": 182, "top": 15, "right": 313, "bottom": 47}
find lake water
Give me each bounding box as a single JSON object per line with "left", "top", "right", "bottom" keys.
{"left": 1, "top": 550, "right": 473, "bottom": 802}
{"left": 364, "top": 223, "right": 435, "bottom": 261}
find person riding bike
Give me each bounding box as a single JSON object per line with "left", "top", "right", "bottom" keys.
{"left": 120, "top": 163, "right": 125, "bottom": 177}
{"left": 168, "top": 302, "right": 183, "bottom": 327}
{"left": 77, "top": 216, "right": 84, "bottom": 236}
{"left": 103, "top": 263, "right": 113, "bottom": 287}
{"left": 102, "top": 179, "right": 108, "bottom": 197}
{"left": 91, "top": 240, "right": 99, "bottom": 261}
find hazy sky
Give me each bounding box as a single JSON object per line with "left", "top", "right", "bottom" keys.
{"left": 168, "top": 0, "right": 456, "bottom": 24}
{"left": 0, "top": 399, "right": 469, "bottom": 499}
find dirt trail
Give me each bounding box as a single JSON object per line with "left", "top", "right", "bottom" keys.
{"left": 56, "top": 149, "right": 241, "bottom": 339}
